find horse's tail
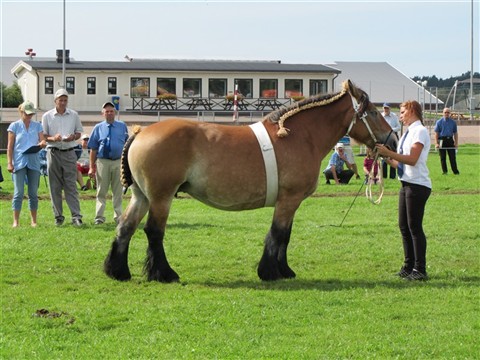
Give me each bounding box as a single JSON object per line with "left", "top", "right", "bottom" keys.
{"left": 121, "top": 125, "right": 142, "bottom": 194}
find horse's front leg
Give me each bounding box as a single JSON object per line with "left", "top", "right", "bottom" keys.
{"left": 144, "top": 202, "right": 179, "bottom": 283}
{"left": 258, "top": 221, "right": 296, "bottom": 281}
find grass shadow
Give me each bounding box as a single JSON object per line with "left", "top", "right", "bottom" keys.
{"left": 197, "top": 275, "right": 480, "bottom": 292}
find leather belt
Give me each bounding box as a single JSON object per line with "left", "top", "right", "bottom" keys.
{"left": 50, "top": 147, "right": 75, "bottom": 152}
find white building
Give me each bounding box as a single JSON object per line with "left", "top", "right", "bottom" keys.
{"left": 10, "top": 54, "right": 341, "bottom": 113}
{"left": 9, "top": 53, "right": 444, "bottom": 113}
{"left": 329, "top": 61, "right": 444, "bottom": 109}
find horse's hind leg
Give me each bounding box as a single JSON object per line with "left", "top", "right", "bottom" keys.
{"left": 104, "top": 186, "right": 149, "bottom": 281}
{"left": 144, "top": 200, "right": 179, "bottom": 283}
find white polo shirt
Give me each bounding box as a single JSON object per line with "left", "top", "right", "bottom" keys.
{"left": 398, "top": 120, "right": 431, "bottom": 189}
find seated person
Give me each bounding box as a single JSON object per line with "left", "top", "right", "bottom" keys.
{"left": 76, "top": 135, "right": 92, "bottom": 191}
{"left": 323, "top": 143, "right": 355, "bottom": 185}
{"left": 363, "top": 148, "right": 379, "bottom": 184}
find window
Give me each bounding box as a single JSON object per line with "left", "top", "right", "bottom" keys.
{"left": 66, "top": 76, "right": 75, "bottom": 94}
{"left": 285, "top": 79, "right": 303, "bottom": 98}
{"left": 234, "top": 79, "right": 253, "bottom": 98}
{"left": 87, "top": 77, "right": 96, "bottom": 95}
{"left": 157, "top": 78, "right": 176, "bottom": 96}
{"left": 183, "top": 78, "right": 201, "bottom": 97}
{"left": 108, "top": 77, "right": 117, "bottom": 95}
{"left": 208, "top": 79, "right": 227, "bottom": 98}
{"left": 45, "top": 76, "right": 54, "bottom": 94}
{"left": 309, "top": 80, "right": 328, "bottom": 96}
{"left": 260, "top": 79, "right": 278, "bottom": 98}
{"left": 131, "top": 77, "right": 150, "bottom": 97}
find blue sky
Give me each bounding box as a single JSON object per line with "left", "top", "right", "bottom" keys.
{"left": 1, "top": 0, "right": 478, "bottom": 78}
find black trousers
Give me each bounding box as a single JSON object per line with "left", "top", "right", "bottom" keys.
{"left": 398, "top": 182, "right": 431, "bottom": 273}
{"left": 438, "top": 137, "right": 459, "bottom": 174}
{"left": 324, "top": 169, "right": 354, "bottom": 184}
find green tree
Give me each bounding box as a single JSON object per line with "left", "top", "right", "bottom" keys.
{"left": 1, "top": 81, "right": 23, "bottom": 108}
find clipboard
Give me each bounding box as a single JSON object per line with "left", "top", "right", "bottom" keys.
{"left": 23, "top": 145, "right": 42, "bottom": 154}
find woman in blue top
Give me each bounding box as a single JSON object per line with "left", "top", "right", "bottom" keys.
{"left": 7, "top": 101, "right": 46, "bottom": 227}
{"left": 376, "top": 100, "right": 432, "bottom": 281}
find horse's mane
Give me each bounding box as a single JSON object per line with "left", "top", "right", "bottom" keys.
{"left": 266, "top": 85, "right": 348, "bottom": 137}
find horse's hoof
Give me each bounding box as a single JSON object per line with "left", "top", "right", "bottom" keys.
{"left": 147, "top": 268, "right": 180, "bottom": 283}
{"left": 105, "top": 267, "right": 132, "bottom": 281}
{"left": 279, "top": 266, "right": 296, "bottom": 279}
{"left": 257, "top": 266, "right": 282, "bottom": 281}
{"left": 104, "top": 256, "right": 132, "bottom": 281}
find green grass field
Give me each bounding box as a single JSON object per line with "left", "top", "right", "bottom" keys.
{"left": 1, "top": 146, "right": 479, "bottom": 359}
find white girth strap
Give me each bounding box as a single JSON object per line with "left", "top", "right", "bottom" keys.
{"left": 249, "top": 121, "right": 278, "bottom": 207}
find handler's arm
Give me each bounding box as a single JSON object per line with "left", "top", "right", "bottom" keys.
{"left": 376, "top": 142, "right": 424, "bottom": 168}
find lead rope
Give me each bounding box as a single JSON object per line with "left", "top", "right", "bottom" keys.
{"left": 337, "top": 94, "right": 394, "bottom": 226}
{"left": 365, "top": 154, "right": 384, "bottom": 204}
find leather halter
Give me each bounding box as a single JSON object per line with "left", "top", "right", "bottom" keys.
{"left": 346, "top": 92, "right": 379, "bottom": 144}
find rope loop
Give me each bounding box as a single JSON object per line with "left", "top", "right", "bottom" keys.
{"left": 365, "top": 154, "right": 384, "bottom": 205}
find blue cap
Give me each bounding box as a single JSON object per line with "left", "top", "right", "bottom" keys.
{"left": 383, "top": 103, "right": 390, "bottom": 108}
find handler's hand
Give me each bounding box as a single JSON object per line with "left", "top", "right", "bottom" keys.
{"left": 375, "top": 144, "right": 391, "bottom": 157}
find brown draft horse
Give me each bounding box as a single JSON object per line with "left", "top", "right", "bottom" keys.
{"left": 104, "top": 80, "right": 397, "bottom": 282}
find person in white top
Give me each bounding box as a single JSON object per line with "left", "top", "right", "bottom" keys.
{"left": 381, "top": 103, "right": 401, "bottom": 179}
{"left": 42, "top": 88, "right": 84, "bottom": 226}
{"left": 376, "top": 100, "right": 432, "bottom": 281}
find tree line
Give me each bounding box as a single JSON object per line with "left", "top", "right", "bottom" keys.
{"left": 412, "top": 71, "right": 480, "bottom": 88}
{"left": 1, "top": 82, "right": 22, "bottom": 108}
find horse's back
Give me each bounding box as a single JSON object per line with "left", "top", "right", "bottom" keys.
{"left": 129, "top": 119, "right": 268, "bottom": 210}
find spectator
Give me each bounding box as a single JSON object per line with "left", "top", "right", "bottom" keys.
{"left": 382, "top": 103, "right": 401, "bottom": 179}
{"left": 376, "top": 100, "right": 432, "bottom": 281}
{"left": 76, "top": 134, "right": 91, "bottom": 191}
{"left": 7, "top": 101, "right": 46, "bottom": 227}
{"left": 88, "top": 102, "right": 129, "bottom": 225}
{"left": 434, "top": 107, "right": 459, "bottom": 175}
{"left": 323, "top": 143, "right": 355, "bottom": 185}
{"left": 42, "top": 88, "right": 84, "bottom": 226}
{"left": 338, "top": 135, "right": 361, "bottom": 179}
{"left": 363, "top": 148, "right": 379, "bottom": 184}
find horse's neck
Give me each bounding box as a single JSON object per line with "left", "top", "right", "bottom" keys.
{"left": 301, "top": 96, "right": 354, "bottom": 153}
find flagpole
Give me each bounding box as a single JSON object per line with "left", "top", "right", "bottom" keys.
{"left": 233, "top": 83, "right": 239, "bottom": 124}
{"left": 62, "top": 0, "right": 66, "bottom": 88}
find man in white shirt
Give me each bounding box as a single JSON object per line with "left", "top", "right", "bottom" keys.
{"left": 42, "top": 89, "right": 84, "bottom": 226}
{"left": 382, "top": 103, "right": 401, "bottom": 179}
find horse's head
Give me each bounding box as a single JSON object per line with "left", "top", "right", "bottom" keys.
{"left": 343, "top": 80, "right": 398, "bottom": 151}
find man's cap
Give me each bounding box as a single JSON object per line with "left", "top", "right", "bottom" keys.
{"left": 81, "top": 134, "right": 89, "bottom": 140}
{"left": 22, "top": 101, "right": 36, "bottom": 115}
{"left": 383, "top": 103, "right": 390, "bottom": 108}
{"left": 55, "top": 88, "right": 69, "bottom": 99}
{"left": 102, "top": 101, "right": 115, "bottom": 109}
{"left": 336, "top": 143, "right": 344, "bottom": 149}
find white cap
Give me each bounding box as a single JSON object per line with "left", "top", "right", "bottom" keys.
{"left": 55, "top": 88, "right": 69, "bottom": 99}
